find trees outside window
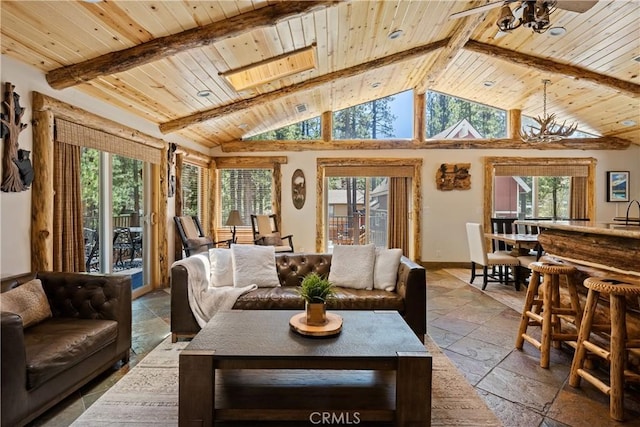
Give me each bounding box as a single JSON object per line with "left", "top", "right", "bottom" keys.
{"left": 247, "top": 117, "right": 321, "bottom": 140}
{"left": 181, "top": 163, "right": 200, "bottom": 217}
{"left": 426, "top": 91, "right": 507, "bottom": 138}
{"left": 219, "top": 169, "right": 273, "bottom": 228}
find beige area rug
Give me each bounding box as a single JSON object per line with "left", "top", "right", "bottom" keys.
{"left": 72, "top": 335, "right": 500, "bottom": 427}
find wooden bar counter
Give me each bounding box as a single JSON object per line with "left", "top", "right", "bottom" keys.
{"left": 516, "top": 220, "right": 640, "bottom": 369}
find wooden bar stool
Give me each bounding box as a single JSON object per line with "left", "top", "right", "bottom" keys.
{"left": 515, "top": 261, "right": 582, "bottom": 368}
{"left": 569, "top": 277, "right": 640, "bottom": 421}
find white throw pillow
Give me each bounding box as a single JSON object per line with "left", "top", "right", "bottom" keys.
{"left": 231, "top": 244, "right": 280, "bottom": 288}
{"left": 328, "top": 244, "right": 376, "bottom": 290}
{"left": 374, "top": 248, "right": 403, "bottom": 291}
{"left": 209, "top": 248, "right": 234, "bottom": 287}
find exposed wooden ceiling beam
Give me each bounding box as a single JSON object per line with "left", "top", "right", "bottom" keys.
{"left": 46, "top": 1, "right": 343, "bottom": 89}
{"left": 415, "top": 3, "right": 489, "bottom": 93}
{"left": 464, "top": 40, "right": 640, "bottom": 98}
{"left": 220, "top": 136, "right": 631, "bottom": 153}
{"left": 160, "top": 38, "right": 450, "bottom": 134}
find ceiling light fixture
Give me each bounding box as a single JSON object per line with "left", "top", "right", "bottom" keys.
{"left": 371, "top": 82, "right": 381, "bottom": 88}
{"left": 521, "top": 79, "right": 577, "bottom": 143}
{"left": 483, "top": 81, "right": 495, "bottom": 87}
{"left": 197, "top": 89, "right": 212, "bottom": 97}
{"left": 634, "top": 56, "right": 640, "bottom": 63}
{"left": 497, "top": 1, "right": 558, "bottom": 34}
{"left": 548, "top": 26, "right": 566, "bottom": 36}
{"left": 221, "top": 45, "right": 316, "bottom": 92}
{"left": 621, "top": 120, "right": 636, "bottom": 127}
{"left": 388, "top": 29, "right": 404, "bottom": 40}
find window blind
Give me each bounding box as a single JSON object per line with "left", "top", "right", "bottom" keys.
{"left": 55, "top": 119, "right": 162, "bottom": 165}
{"left": 324, "top": 165, "right": 414, "bottom": 177}
{"left": 494, "top": 164, "right": 589, "bottom": 177}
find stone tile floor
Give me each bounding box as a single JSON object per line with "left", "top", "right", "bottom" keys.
{"left": 30, "top": 269, "right": 640, "bottom": 426}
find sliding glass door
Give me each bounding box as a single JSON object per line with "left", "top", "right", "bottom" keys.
{"left": 81, "top": 148, "right": 150, "bottom": 294}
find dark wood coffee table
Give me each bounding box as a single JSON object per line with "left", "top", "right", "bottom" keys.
{"left": 179, "top": 310, "right": 431, "bottom": 426}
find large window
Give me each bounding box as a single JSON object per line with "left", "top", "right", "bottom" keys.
{"left": 218, "top": 168, "right": 273, "bottom": 242}
{"left": 326, "top": 177, "right": 388, "bottom": 248}
{"left": 426, "top": 91, "right": 507, "bottom": 139}
{"left": 494, "top": 175, "right": 572, "bottom": 219}
{"left": 246, "top": 117, "right": 321, "bottom": 140}
{"left": 485, "top": 157, "right": 596, "bottom": 230}
{"left": 332, "top": 90, "right": 413, "bottom": 139}
{"left": 317, "top": 158, "right": 422, "bottom": 260}
{"left": 181, "top": 163, "right": 201, "bottom": 217}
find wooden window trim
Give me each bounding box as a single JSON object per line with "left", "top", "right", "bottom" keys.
{"left": 316, "top": 158, "right": 422, "bottom": 261}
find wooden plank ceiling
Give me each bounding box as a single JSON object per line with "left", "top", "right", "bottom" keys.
{"left": 1, "top": 0, "right": 639, "bottom": 148}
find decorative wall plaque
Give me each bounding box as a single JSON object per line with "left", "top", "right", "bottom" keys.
{"left": 436, "top": 163, "right": 471, "bottom": 191}
{"left": 292, "top": 169, "right": 306, "bottom": 209}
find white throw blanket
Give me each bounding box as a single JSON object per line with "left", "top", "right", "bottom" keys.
{"left": 173, "top": 255, "right": 257, "bottom": 327}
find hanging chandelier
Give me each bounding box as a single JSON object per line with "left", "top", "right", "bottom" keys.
{"left": 497, "top": 1, "right": 556, "bottom": 34}
{"left": 521, "top": 79, "right": 577, "bottom": 143}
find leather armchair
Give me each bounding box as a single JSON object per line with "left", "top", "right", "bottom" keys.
{"left": 1, "top": 271, "right": 132, "bottom": 427}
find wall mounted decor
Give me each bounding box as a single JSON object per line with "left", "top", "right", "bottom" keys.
{"left": 292, "top": 169, "right": 306, "bottom": 209}
{"left": 1, "top": 82, "right": 29, "bottom": 192}
{"left": 167, "top": 143, "right": 177, "bottom": 198}
{"left": 436, "top": 163, "right": 471, "bottom": 191}
{"left": 606, "top": 171, "right": 629, "bottom": 202}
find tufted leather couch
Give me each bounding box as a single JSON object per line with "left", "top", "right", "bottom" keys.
{"left": 1, "top": 272, "right": 132, "bottom": 427}
{"left": 171, "top": 253, "right": 426, "bottom": 342}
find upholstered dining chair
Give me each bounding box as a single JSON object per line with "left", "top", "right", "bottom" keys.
{"left": 250, "top": 214, "right": 294, "bottom": 253}
{"left": 174, "top": 216, "right": 232, "bottom": 257}
{"left": 465, "top": 222, "right": 520, "bottom": 290}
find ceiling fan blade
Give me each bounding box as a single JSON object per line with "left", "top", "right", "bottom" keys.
{"left": 556, "top": 0, "right": 598, "bottom": 13}
{"left": 449, "top": 1, "right": 510, "bottom": 20}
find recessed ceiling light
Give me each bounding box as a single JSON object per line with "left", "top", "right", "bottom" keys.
{"left": 634, "top": 55, "right": 640, "bottom": 63}
{"left": 371, "top": 82, "right": 381, "bottom": 88}
{"left": 197, "top": 90, "right": 212, "bottom": 97}
{"left": 82, "top": 0, "right": 103, "bottom": 3}
{"left": 549, "top": 27, "right": 566, "bottom": 37}
{"left": 388, "top": 29, "right": 404, "bottom": 40}
{"left": 238, "top": 123, "right": 248, "bottom": 129}
{"left": 483, "top": 81, "right": 495, "bottom": 87}
{"left": 621, "top": 119, "right": 636, "bottom": 126}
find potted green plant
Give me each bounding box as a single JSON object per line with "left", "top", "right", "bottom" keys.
{"left": 298, "top": 273, "right": 335, "bottom": 326}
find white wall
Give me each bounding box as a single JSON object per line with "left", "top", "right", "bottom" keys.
{"left": 2, "top": 54, "right": 639, "bottom": 276}
{"left": 247, "top": 147, "right": 640, "bottom": 263}
{"left": 0, "top": 55, "right": 193, "bottom": 276}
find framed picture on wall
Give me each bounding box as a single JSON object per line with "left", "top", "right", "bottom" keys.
{"left": 606, "top": 171, "right": 629, "bottom": 202}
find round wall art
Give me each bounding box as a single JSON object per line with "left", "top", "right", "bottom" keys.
{"left": 292, "top": 169, "right": 306, "bottom": 209}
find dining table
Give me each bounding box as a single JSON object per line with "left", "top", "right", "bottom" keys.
{"left": 485, "top": 232, "right": 540, "bottom": 256}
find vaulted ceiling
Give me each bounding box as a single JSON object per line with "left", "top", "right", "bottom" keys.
{"left": 2, "top": 0, "right": 639, "bottom": 149}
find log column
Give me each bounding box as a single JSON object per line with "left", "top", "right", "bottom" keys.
{"left": 31, "top": 109, "right": 54, "bottom": 271}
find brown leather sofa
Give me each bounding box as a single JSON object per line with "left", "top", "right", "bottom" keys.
{"left": 171, "top": 253, "right": 426, "bottom": 342}
{"left": 1, "top": 272, "right": 132, "bottom": 427}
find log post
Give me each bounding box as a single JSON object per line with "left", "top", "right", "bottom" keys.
{"left": 414, "top": 92, "right": 425, "bottom": 142}
{"left": 174, "top": 153, "right": 183, "bottom": 261}
{"left": 31, "top": 109, "right": 55, "bottom": 271}
{"left": 321, "top": 111, "right": 332, "bottom": 142}
{"left": 508, "top": 109, "right": 522, "bottom": 140}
